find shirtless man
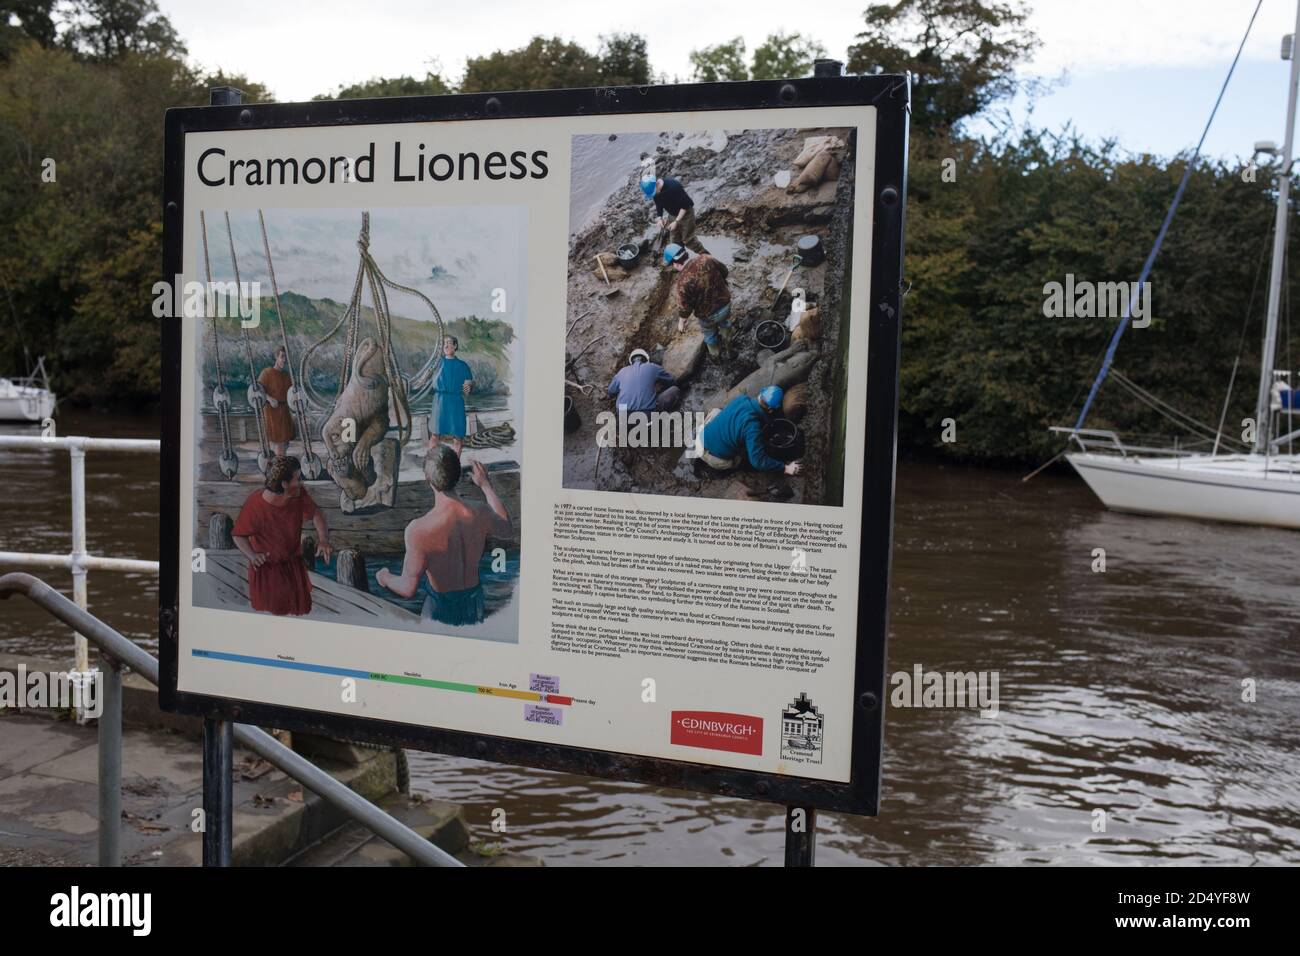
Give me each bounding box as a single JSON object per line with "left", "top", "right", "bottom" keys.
{"left": 376, "top": 445, "right": 511, "bottom": 626}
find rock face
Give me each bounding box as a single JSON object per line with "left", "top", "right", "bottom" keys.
{"left": 661, "top": 330, "right": 706, "bottom": 381}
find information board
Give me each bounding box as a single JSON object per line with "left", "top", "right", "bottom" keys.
{"left": 160, "top": 76, "right": 909, "bottom": 814}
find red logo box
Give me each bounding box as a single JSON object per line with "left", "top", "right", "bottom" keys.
{"left": 670, "top": 711, "right": 763, "bottom": 755}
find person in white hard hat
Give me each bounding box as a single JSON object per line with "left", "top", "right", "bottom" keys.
{"left": 606, "top": 348, "right": 681, "bottom": 413}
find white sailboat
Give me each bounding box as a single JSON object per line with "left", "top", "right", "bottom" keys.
{"left": 1057, "top": 3, "right": 1300, "bottom": 531}
{"left": 0, "top": 356, "right": 56, "bottom": 423}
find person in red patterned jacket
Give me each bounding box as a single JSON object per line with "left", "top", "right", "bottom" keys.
{"left": 667, "top": 244, "right": 734, "bottom": 362}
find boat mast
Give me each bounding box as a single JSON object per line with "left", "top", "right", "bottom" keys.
{"left": 1255, "top": 0, "right": 1300, "bottom": 454}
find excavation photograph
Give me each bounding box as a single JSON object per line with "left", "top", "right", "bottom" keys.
{"left": 562, "top": 126, "right": 859, "bottom": 506}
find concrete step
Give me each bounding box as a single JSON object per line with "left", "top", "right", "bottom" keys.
{"left": 285, "top": 793, "right": 542, "bottom": 867}
{"left": 152, "top": 745, "right": 400, "bottom": 867}
{"left": 0, "top": 709, "right": 401, "bottom": 867}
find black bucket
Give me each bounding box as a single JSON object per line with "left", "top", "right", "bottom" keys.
{"left": 754, "top": 319, "right": 788, "bottom": 351}
{"left": 564, "top": 395, "right": 580, "bottom": 433}
{"left": 762, "top": 417, "right": 804, "bottom": 462}
{"left": 796, "top": 234, "right": 825, "bottom": 267}
{"left": 616, "top": 242, "right": 642, "bottom": 268}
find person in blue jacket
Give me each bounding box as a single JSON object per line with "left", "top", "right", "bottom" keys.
{"left": 696, "top": 385, "right": 802, "bottom": 476}
{"left": 607, "top": 348, "right": 681, "bottom": 412}
{"left": 429, "top": 335, "right": 473, "bottom": 456}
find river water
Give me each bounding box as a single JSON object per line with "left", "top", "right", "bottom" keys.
{"left": 2, "top": 410, "right": 1298, "bottom": 865}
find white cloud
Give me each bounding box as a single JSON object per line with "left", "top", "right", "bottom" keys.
{"left": 159, "top": 0, "right": 1295, "bottom": 101}
{"left": 1023, "top": 0, "right": 1295, "bottom": 76}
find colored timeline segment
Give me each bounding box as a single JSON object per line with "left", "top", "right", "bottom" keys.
{"left": 192, "top": 649, "right": 573, "bottom": 705}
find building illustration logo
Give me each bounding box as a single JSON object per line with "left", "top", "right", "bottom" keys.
{"left": 780, "top": 693, "right": 823, "bottom": 764}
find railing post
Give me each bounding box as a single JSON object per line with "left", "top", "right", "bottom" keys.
{"left": 98, "top": 654, "right": 122, "bottom": 867}
{"left": 69, "top": 444, "right": 89, "bottom": 671}
{"left": 203, "top": 718, "right": 234, "bottom": 866}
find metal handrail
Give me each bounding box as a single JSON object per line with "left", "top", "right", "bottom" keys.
{"left": 1048, "top": 426, "right": 1203, "bottom": 459}
{"left": 0, "top": 572, "right": 462, "bottom": 868}
{"left": 0, "top": 435, "right": 161, "bottom": 694}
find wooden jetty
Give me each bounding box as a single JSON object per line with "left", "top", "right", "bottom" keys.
{"left": 195, "top": 550, "right": 427, "bottom": 626}
{"left": 195, "top": 411, "right": 521, "bottom": 554}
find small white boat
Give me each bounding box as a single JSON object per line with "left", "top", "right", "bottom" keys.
{"left": 1063, "top": 433, "right": 1300, "bottom": 530}
{"left": 0, "top": 358, "right": 56, "bottom": 423}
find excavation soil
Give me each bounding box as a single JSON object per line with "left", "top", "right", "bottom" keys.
{"left": 564, "top": 127, "right": 857, "bottom": 505}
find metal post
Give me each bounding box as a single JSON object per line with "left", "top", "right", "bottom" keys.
{"left": 784, "top": 805, "right": 817, "bottom": 866}
{"left": 813, "top": 59, "right": 844, "bottom": 78}
{"left": 67, "top": 442, "right": 92, "bottom": 723}
{"left": 1255, "top": 2, "right": 1300, "bottom": 453}
{"left": 97, "top": 655, "right": 122, "bottom": 867}
{"left": 69, "top": 445, "right": 88, "bottom": 675}
{"left": 202, "top": 718, "right": 234, "bottom": 866}
{"left": 211, "top": 86, "right": 243, "bottom": 107}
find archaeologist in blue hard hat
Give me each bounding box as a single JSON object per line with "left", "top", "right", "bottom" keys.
{"left": 644, "top": 175, "right": 697, "bottom": 251}
{"left": 666, "top": 243, "right": 735, "bottom": 362}
{"left": 695, "top": 385, "right": 802, "bottom": 476}
{"left": 608, "top": 348, "right": 681, "bottom": 412}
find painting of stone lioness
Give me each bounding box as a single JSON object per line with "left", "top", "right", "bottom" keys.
{"left": 321, "top": 336, "right": 390, "bottom": 500}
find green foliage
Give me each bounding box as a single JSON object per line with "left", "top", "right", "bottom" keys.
{"left": 847, "top": 0, "right": 1036, "bottom": 133}
{"left": 690, "top": 32, "right": 828, "bottom": 83}
{"left": 750, "top": 31, "right": 827, "bottom": 80}
{"left": 597, "top": 32, "right": 650, "bottom": 86}
{"left": 900, "top": 128, "right": 1292, "bottom": 463}
{"left": 0, "top": 40, "right": 266, "bottom": 403}
{"left": 460, "top": 36, "right": 603, "bottom": 93}
{"left": 0, "top": 1, "right": 58, "bottom": 61}
{"left": 314, "top": 72, "right": 452, "bottom": 101}
{"left": 689, "top": 37, "right": 748, "bottom": 82}
{"left": 319, "top": 33, "right": 650, "bottom": 100}
{"left": 60, "top": 0, "right": 185, "bottom": 60}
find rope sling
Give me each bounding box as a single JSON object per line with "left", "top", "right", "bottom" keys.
{"left": 299, "top": 212, "right": 446, "bottom": 445}
{"left": 223, "top": 212, "right": 273, "bottom": 474}
{"left": 199, "top": 211, "right": 239, "bottom": 479}
{"left": 256, "top": 210, "right": 323, "bottom": 479}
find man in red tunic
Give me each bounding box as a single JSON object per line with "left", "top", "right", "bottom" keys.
{"left": 232, "top": 456, "right": 332, "bottom": 616}
{"left": 258, "top": 346, "right": 295, "bottom": 457}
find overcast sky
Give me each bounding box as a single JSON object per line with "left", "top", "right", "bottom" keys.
{"left": 164, "top": 0, "right": 1300, "bottom": 160}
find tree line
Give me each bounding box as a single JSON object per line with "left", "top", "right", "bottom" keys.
{"left": 1, "top": 0, "right": 1294, "bottom": 464}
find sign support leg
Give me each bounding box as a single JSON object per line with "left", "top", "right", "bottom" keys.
{"left": 202, "top": 718, "right": 233, "bottom": 866}
{"left": 784, "top": 805, "right": 817, "bottom": 866}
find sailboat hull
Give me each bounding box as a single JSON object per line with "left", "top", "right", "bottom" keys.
{"left": 0, "top": 390, "right": 55, "bottom": 423}
{"left": 1067, "top": 452, "right": 1300, "bottom": 530}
